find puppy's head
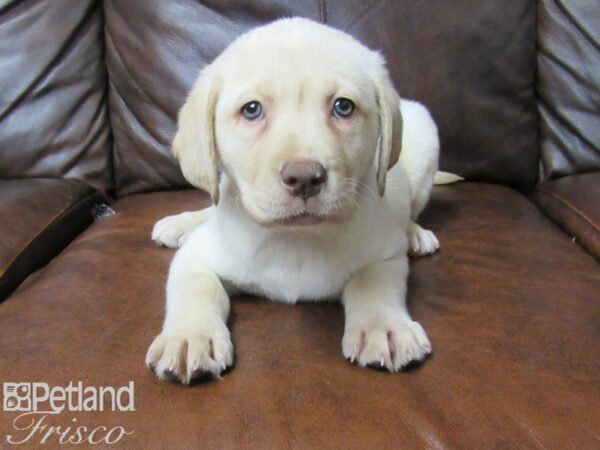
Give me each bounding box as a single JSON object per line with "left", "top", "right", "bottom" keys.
{"left": 173, "top": 18, "right": 402, "bottom": 226}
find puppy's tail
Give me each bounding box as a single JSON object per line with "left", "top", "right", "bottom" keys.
{"left": 434, "top": 171, "right": 464, "bottom": 185}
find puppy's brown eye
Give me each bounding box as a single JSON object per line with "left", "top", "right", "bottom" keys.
{"left": 333, "top": 98, "right": 355, "bottom": 118}
{"left": 241, "top": 101, "right": 263, "bottom": 120}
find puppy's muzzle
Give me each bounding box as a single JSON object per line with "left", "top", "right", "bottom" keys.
{"left": 280, "top": 160, "right": 327, "bottom": 201}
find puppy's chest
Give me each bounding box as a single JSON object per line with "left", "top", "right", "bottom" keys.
{"left": 226, "top": 238, "right": 354, "bottom": 304}
{"left": 205, "top": 206, "right": 406, "bottom": 304}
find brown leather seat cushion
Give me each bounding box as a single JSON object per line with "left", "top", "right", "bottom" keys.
{"left": 532, "top": 172, "right": 600, "bottom": 260}
{"left": 1, "top": 184, "right": 598, "bottom": 448}
{"left": 0, "top": 178, "right": 105, "bottom": 299}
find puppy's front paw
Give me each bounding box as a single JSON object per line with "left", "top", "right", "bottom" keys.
{"left": 145, "top": 322, "right": 233, "bottom": 384}
{"left": 342, "top": 318, "right": 431, "bottom": 372}
{"left": 408, "top": 222, "right": 439, "bottom": 257}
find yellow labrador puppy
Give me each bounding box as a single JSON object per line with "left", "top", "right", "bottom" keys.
{"left": 147, "top": 18, "right": 446, "bottom": 384}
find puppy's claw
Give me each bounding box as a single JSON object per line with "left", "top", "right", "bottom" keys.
{"left": 147, "top": 326, "right": 234, "bottom": 385}
{"left": 342, "top": 319, "right": 431, "bottom": 372}
{"left": 350, "top": 353, "right": 356, "bottom": 363}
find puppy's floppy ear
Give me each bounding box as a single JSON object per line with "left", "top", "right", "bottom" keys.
{"left": 372, "top": 54, "right": 403, "bottom": 196}
{"left": 172, "top": 65, "right": 221, "bottom": 204}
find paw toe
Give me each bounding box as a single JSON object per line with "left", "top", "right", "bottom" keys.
{"left": 146, "top": 331, "right": 234, "bottom": 385}
{"left": 391, "top": 321, "right": 432, "bottom": 369}
{"left": 342, "top": 328, "right": 363, "bottom": 362}
{"left": 358, "top": 329, "right": 392, "bottom": 370}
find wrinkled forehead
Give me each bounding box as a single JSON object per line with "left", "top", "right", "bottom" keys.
{"left": 218, "top": 33, "right": 376, "bottom": 105}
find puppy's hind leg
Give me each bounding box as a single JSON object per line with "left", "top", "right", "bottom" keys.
{"left": 408, "top": 171, "right": 446, "bottom": 256}
{"left": 408, "top": 222, "right": 439, "bottom": 256}
{"left": 398, "top": 99, "right": 441, "bottom": 257}
{"left": 152, "top": 206, "right": 214, "bottom": 249}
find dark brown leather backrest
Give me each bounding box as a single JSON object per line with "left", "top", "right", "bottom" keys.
{"left": 0, "top": 0, "right": 112, "bottom": 192}
{"left": 327, "top": 0, "right": 538, "bottom": 191}
{"left": 105, "top": 0, "right": 539, "bottom": 196}
{"left": 537, "top": 1, "right": 600, "bottom": 182}
{"left": 104, "top": 0, "right": 323, "bottom": 196}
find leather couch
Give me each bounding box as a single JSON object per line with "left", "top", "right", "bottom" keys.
{"left": 1, "top": 1, "right": 598, "bottom": 448}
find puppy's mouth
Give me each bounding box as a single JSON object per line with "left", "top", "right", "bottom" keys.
{"left": 242, "top": 185, "right": 358, "bottom": 228}
{"left": 252, "top": 203, "right": 345, "bottom": 228}
{"left": 276, "top": 210, "right": 333, "bottom": 226}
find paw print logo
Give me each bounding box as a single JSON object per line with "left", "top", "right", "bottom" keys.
{"left": 3, "top": 383, "right": 31, "bottom": 411}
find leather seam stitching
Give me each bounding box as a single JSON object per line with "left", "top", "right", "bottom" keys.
{"left": 319, "top": 0, "right": 327, "bottom": 23}
{"left": 535, "top": 188, "right": 600, "bottom": 235}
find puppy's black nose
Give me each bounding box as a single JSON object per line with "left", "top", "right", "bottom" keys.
{"left": 280, "top": 161, "right": 327, "bottom": 200}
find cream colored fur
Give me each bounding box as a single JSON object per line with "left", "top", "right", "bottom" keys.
{"left": 147, "top": 18, "right": 448, "bottom": 383}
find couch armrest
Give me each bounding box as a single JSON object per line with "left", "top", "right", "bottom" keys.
{"left": 0, "top": 178, "right": 107, "bottom": 300}
{"left": 531, "top": 172, "right": 600, "bottom": 260}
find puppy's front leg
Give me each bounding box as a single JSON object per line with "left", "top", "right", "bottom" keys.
{"left": 146, "top": 248, "right": 233, "bottom": 384}
{"left": 342, "top": 256, "right": 431, "bottom": 371}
